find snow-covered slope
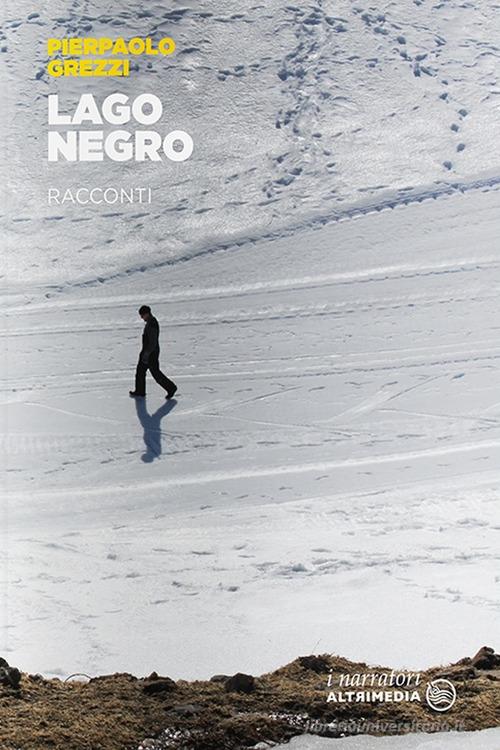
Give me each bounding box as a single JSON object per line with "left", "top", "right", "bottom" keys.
{"left": 2, "top": 0, "right": 500, "bottom": 286}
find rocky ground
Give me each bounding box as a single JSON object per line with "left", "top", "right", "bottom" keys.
{"left": 0, "top": 647, "right": 498, "bottom": 750}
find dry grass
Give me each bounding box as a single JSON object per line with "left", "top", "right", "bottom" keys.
{"left": 0, "top": 651, "right": 498, "bottom": 750}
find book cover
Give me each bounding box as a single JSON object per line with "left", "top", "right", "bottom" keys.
{"left": 1, "top": 1, "right": 499, "bottom": 748}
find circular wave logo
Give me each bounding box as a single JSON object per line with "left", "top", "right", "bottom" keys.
{"left": 425, "top": 679, "right": 457, "bottom": 712}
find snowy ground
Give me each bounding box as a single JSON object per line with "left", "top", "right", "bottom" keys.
{"left": 1, "top": 185, "right": 500, "bottom": 680}
{"left": 3, "top": 0, "right": 500, "bottom": 285}
{"left": 0, "top": 0, "right": 499, "bottom": 723}
{"left": 267, "top": 727, "right": 500, "bottom": 749}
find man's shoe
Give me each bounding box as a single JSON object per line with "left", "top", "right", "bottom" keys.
{"left": 166, "top": 385, "right": 177, "bottom": 400}
{"left": 129, "top": 391, "right": 145, "bottom": 398}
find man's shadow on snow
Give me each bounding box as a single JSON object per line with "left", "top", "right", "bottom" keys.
{"left": 134, "top": 398, "right": 177, "bottom": 463}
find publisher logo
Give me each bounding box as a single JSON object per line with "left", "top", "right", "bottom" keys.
{"left": 325, "top": 671, "right": 457, "bottom": 713}
{"left": 425, "top": 679, "right": 457, "bottom": 712}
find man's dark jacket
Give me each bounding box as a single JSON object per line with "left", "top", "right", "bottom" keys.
{"left": 141, "top": 316, "right": 160, "bottom": 362}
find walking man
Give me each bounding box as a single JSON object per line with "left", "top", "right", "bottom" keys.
{"left": 129, "top": 305, "right": 177, "bottom": 400}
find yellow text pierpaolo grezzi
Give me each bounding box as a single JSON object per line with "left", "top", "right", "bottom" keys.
{"left": 46, "top": 37, "right": 176, "bottom": 77}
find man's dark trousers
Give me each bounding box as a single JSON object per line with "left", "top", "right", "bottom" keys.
{"left": 134, "top": 352, "right": 176, "bottom": 396}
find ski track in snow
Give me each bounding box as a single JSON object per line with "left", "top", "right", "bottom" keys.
{"left": 5, "top": 173, "right": 500, "bottom": 297}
